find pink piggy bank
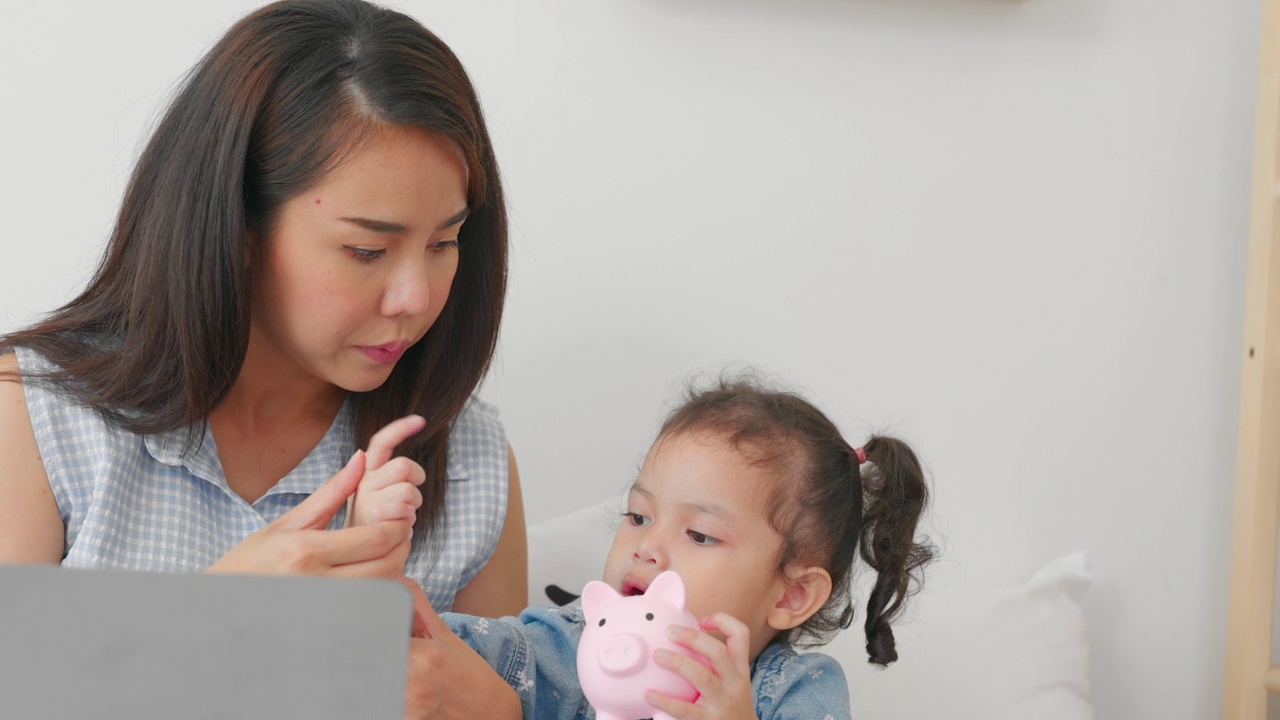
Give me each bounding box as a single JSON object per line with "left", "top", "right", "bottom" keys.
{"left": 577, "top": 570, "right": 703, "bottom": 720}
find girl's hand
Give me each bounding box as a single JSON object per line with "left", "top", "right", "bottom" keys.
{"left": 348, "top": 415, "right": 427, "bottom": 527}
{"left": 347, "top": 415, "right": 427, "bottom": 580}
{"left": 647, "top": 613, "right": 760, "bottom": 720}
{"left": 206, "top": 450, "right": 411, "bottom": 577}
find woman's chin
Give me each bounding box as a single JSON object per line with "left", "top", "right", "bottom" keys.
{"left": 331, "top": 366, "right": 397, "bottom": 394}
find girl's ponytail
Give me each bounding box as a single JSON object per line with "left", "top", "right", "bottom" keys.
{"left": 858, "top": 435, "right": 934, "bottom": 665}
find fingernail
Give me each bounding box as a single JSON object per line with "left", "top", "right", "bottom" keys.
{"left": 346, "top": 449, "right": 363, "bottom": 466}
{"left": 666, "top": 626, "right": 685, "bottom": 640}
{"left": 653, "top": 649, "right": 670, "bottom": 663}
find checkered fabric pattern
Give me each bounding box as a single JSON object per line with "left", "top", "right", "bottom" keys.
{"left": 15, "top": 345, "right": 510, "bottom": 612}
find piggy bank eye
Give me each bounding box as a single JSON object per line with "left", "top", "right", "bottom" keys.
{"left": 598, "top": 618, "right": 606, "bottom": 627}
{"left": 645, "top": 613, "right": 654, "bottom": 621}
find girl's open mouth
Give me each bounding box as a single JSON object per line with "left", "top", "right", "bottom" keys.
{"left": 621, "top": 574, "right": 649, "bottom": 596}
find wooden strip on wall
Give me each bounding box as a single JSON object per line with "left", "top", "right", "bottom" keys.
{"left": 1224, "top": 0, "right": 1280, "bottom": 717}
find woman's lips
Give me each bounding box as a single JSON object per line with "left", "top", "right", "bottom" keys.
{"left": 359, "top": 343, "right": 410, "bottom": 364}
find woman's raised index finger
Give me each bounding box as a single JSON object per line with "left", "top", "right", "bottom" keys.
{"left": 365, "top": 415, "right": 427, "bottom": 470}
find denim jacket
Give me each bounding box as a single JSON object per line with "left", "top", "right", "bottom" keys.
{"left": 444, "top": 600, "right": 852, "bottom": 720}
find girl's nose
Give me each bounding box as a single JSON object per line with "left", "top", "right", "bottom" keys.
{"left": 632, "top": 530, "right": 667, "bottom": 566}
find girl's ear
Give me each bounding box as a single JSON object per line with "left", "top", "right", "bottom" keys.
{"left": 766, "top": 565, "right": 833, "bottom": 632}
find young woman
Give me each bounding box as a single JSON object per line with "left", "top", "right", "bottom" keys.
{"left": 0, "top": 1, "right": 526, "bottom": 716}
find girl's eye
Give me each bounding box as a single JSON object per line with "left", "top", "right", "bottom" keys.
{"left": 429, "top": 239, "right": 459, "bottom": 254}
{"left": 344, "top": 246, "right": 385, "bottom": 262}
{"left": 625, "top": 512, "right": 651, "bottom": 527}
{"left": 688, "top": 530, "right": 718, "bottom": 546}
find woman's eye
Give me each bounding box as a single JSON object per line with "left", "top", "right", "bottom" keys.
{"left": 344, "top": 246, "right": 385, "bottom": 262}
{"left": 625, "top": 512, "right": 651, "bottom": 527}
{"left": 429, "top": 239, "right": 459, "bottom": 254}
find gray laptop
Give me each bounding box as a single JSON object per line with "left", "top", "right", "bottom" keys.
{"left": 0, "top": 565, "right": 412, "bottom": 719}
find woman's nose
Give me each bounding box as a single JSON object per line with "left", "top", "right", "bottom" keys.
{"left": 381, "top": 262, "right": 431, "bottom": 317}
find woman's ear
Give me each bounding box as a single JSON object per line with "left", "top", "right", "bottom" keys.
{"left": 767, "top": 565, "right": 833, "bottom": 632}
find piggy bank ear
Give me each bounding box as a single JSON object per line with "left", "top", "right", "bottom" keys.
{"left": 646, "top": 571, "right": 687, "bottom": 610}
{"left": 581, "top": 580, "right": 621, "bottom": 619}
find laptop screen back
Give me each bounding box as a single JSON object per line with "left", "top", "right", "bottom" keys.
{"left": 0, "top": 565, "right": 411, "bottom": 719}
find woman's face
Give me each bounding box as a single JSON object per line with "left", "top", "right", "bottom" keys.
{"left": 249, "top": 125, "right": 469, "bottom": 394}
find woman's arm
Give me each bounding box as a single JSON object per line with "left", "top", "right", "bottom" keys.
{"left": 0, "top": 352, "right": 64, "bottom": 563}
{"left": 451, "top": 445, "right": 528, "bottom": 618}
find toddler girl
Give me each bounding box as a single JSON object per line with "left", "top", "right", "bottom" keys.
{"left": 378, "top": 377, "right": 934, "bottom": 719}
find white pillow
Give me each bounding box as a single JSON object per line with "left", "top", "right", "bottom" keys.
{"left": 836, "top": 551, "right": 1095, "bottom": 720}
{"left": 526, "top": 502, "right": 1095, "bottom": 720}
{"left": 526, "top": 497, "right": 621, "bottom": 607}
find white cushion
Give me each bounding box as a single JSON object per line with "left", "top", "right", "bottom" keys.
{"left": 837, "top": 551, "right": 1095, "bottom": 719}
{"left": 527, "top": 501, "right": 1095, "bottom": 719}
{"left": 526, "top": 497, "right": 621, "bottom": 607}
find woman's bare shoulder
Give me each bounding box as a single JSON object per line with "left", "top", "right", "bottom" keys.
{"left": 0, "top": 351, "right": 28, "bottom": 414}
{"left": 0, "top": 351, "right": 32, "bottom": 429}
{"left": 0, "top": 349, "right": 62, "bottom": 563}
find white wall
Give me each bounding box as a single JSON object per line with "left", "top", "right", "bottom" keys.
{"left": 0, "top": 0, "right": 1261, "bottom": 717}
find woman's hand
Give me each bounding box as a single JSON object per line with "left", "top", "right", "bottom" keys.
{"left": 207, "top": 414, "right": 428, "bottom": 578}
{"left": 206, "top": 450, "right": 411, "bottom": 577}
{"left": 647, "top": 613, "right": 760, "bottom": 720}
{"left": 397, "top": 577, "right": 522, "bottom": 720}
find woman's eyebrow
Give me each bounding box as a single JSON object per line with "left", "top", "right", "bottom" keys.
{"left": 437, "top": 207, "right": 469, "bottom": 230}
{"left": 338, "top": 216, "right": 408, "bottom": 233}
{"left": 337, "top": 207, "right": 469, "bottom": 234}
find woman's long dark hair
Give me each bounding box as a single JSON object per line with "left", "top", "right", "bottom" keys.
{"left": 0, "top": 0, "right": 506, "bottom": 535}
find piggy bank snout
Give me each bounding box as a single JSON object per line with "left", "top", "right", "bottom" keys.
{"left": 596, "top": 633, "right": 650, "bottom": 676}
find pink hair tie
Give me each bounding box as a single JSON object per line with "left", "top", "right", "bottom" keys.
{"left": 854, "top": 447, "right": 867, "bottom": 464}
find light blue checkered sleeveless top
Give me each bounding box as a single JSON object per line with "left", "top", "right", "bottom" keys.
{"left": 14, "top": 345, "right": 510, "bottom": 612}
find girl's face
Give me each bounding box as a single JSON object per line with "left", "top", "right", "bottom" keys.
{"left": 603, "top": 430, "right": 795, "bottom": 658}
{"left": 249, "top": 125, "right": 469, "bottom": 395}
